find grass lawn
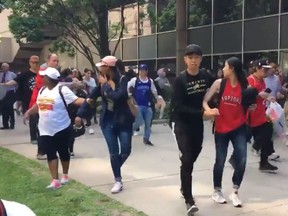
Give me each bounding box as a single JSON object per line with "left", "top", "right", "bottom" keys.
{"left": 0, "top": 148, "right": 147, "bottom": 216}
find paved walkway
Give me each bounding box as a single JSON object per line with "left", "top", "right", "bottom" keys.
{"left": 1, "top": 116, "right": 288, "bottom": 216}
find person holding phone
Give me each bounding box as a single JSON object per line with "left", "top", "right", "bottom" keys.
{"left": 247, "top": 59, "right": 278, "bottom": 172}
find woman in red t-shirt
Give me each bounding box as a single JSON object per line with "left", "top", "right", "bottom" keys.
{"left": 203, "top": 57, "right": 248, "bottom": 208}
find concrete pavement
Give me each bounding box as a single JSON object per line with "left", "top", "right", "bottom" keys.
{"left": 1, "top": 116, "right": 288, "bottom": 216}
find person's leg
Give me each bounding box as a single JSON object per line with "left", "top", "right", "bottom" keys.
{"left": 117, "top": 125, "right": 133, "bottom": 167}
{"left": 143, "top": 107, "right": 153, "bottom": 144}
{"left": 39, "top": 135, "right": 60, "bottom": 188}
{"left": 1, "top": 97, "right": 9, "bottom": 128}
{"left": 7, "top": 91, "right": 16, "bottom": 129}
{"left": 1, "top": 107, "right": 9, "bottom": 128}
{"left": 133, "top": 106, "right": 144, "bottom": 132}
{"left": 174, "top": 123, "right": 203, "bottom": 213}
{"left": 29, "top": 114, "right": 39, "bottom": 143}
{"left": 254, "top": 123, "right": 278, "bottom": 171}
{"left": 213, "top": 132, "right": 230, "bottom": 190}
{"left": 230, "top": 125, "right": 247, "bottom": 188}
{"left": 55, "top": 127, "right": 71, "bottom": 183}
{"left": 102, "top": 121, "right": 123, "bottom": 194}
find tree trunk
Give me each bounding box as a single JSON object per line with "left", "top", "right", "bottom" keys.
{"left": 176, "top": 0, "right": 187, "bottom": 75}
{"left": 97, "top": 6, "right": 111, "bottom": 58}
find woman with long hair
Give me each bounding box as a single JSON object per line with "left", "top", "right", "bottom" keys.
{"left": 203, "top": 57, "right": 249, "bottom": 207}
{"left": 76, "top": 56, "right": 135, "bottom": 194}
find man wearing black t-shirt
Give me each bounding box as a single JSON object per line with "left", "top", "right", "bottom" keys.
{"left": 171, "top": 44, "right": 219, "bottom": 215}
{"left": 2, "top": 55, "right": 39, "bottom": 142}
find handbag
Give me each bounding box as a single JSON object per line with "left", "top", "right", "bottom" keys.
{"left": 127, "top": 96, "right": 138, "bottom": 117}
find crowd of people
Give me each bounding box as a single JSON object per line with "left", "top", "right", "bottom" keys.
{"left": 0, "top": 43, "right": 288, "bottom": 215}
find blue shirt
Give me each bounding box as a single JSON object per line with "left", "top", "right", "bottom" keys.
{"left": 0, "top": 71, "right": 17, "bottom": 92}
{"left": 264, "top": 75, "right": 281, "bottom": 98}
{"left": 134, "top": 79, "right": 152, "bottom": 107}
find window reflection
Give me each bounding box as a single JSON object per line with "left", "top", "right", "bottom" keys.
{"left": 282, "top": 0, "right": 288, "bottom": 13}
{"left": 188, "top": 0, "right": 212, "bottom": 27}
{"left": 139, "top": 0, "right": 156, "bottom": 35}
{"left": 245, "top": 0, "right": 279, "bottom": 19}
{"left": 214, "top": 0, "right": 242, "bottom": 23}
{"left": 157, "top": 0, "right": 176, "bottom": 32}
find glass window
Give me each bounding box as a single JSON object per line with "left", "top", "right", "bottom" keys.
{"left": 157, "top": 0, "right": 176, "bottom": 32}
{"left": 108, "top": 7, "right": 122, "bottom": 40}
{"left": 157, "top": 32, "right": 176, "bottom": 58}
{"left": 282, "top": 0, "right": 288, "bottom": 13}
{"left": 188, "top": 27, "right": 212, "bottom": 54}
{"left": 281, "top": 15, "right": 288, "bottom": 49}
{"left": 138, "top": 0, "right": 156, "bottom": 35}
{"left": 245, "top": 0, "right": 279, "bottom": 19}
{"left": 139, "top": 35, "right": 157, "bottom": 59}
{"left": 123, "top": 3, "right": 139, "bottom": 37}
{"left": 280, "top": 51, "right": 288, "bottom": 74}
{"left": 244, "top": 17, "right": 278, "bottom": 52}
{"left": 214, "top": 0, "right": 242, "bottom": 23}
{"left": 213, "top": 54, "right": 242, "bottom": 72}
{"left": 122, "top": 38, "right": 138, "bottom": 60}
{"left": 214, "top": 22, "right": 242, "bottom": 54}
{"left": 201, "top": 56, "right": 212, "bottom": 71}
{"left": 188, "top": 0, "right": 212, "bottom": 27}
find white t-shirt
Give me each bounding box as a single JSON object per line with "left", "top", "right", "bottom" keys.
{"left": 2, "top": 199, "right": 36, "bottom": 216}
{"left": 37, "top": 84, "right": 78, "bottom": 136}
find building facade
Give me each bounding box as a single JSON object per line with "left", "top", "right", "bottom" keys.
{"left": 109, "top": 0, "right": 288, "bottom": 76}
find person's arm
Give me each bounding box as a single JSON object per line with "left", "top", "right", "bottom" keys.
{"left": 203, "top": 79, "right": 221, "bottom": 111}
{"left": 88, "top": 85, "right": 101, "bottom": 100}
{"left": 101, "top": 76, "right": 129, "bottom": 101}
{"left": 23, "top": 104, "right": 38, "bottom": 125}
{"left": 2, "top": 80, "right": 17, "bottom": 86}
{"left": 127, "top": 77, "right": 136, "bottom": 94}
{"left": 150, "top": 79, "right": 159, "bottom": 99}
{"left": 248, "top": 76, "right": 269, "bottom": 100}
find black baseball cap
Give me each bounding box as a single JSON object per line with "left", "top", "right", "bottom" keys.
{"left": 254, "top": 59, "right": 272, "bottom": 69}
{"left": 184, "top": 44, "right": 203, "bottom": 56}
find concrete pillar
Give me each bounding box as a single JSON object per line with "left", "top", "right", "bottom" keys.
{"left": 176, "top": 0, "right": 187, "bottom": 75}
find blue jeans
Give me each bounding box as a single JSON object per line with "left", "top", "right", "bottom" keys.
{"left": 101, "top": 117, "right": 133, "bottom": 181}
{"left": 133, "top": 106, "right": 153, "bottom": 140}
{"left": 213, "top": 124, "right": 247, "bottom": 190}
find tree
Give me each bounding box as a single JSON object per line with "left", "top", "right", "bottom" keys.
{"left": 3, "top": 0, "right": 137, "bottom": 71}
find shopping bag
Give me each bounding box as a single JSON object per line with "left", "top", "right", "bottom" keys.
{"left": 266, "top": 102, "right": 284, "bottom": 122}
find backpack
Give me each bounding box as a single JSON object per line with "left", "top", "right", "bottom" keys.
{"left": 120, "top": 75, "right": 138, "bottom": 118}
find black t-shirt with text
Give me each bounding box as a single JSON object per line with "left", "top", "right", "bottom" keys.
{"left": 14, "top": 70, "right": 37, "bottom": 111}
{"left": 172, "top": 70, "right": 212, "bottom": 131}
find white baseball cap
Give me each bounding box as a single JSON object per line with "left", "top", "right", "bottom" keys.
{"left": 39, "top": 67, "right": 60, "bottom": 80}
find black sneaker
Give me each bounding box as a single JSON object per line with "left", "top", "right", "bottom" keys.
{"left": 259, "top": 162, "right": 278, "bottom": 173}
{"left": 143, "top": 138, "right": 154, "bottom": 146}
{"left": 186, "top": 202, "right": 199, "bottom": 215}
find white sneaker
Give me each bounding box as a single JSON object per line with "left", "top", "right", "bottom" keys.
{"left": 60, "top": 175, "right": 69, "bottom": 185}
{"left": 212, "top": 190, "right": 227, "bottom": 204}
{"left": 268, "top": 153, "right": 280, "bottom": 161}
{"left": 88, "top": 128, "right": 94, "bottom": 135}
{"left": 229, "top": 192, "right": 242, "bottom": 207}
{"left": 111, "top": 182, "right": 123, "bottom": 194}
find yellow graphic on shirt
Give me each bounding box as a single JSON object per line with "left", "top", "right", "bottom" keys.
{"left": 38, "top": 97, "right": 55, "bottom": 111}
